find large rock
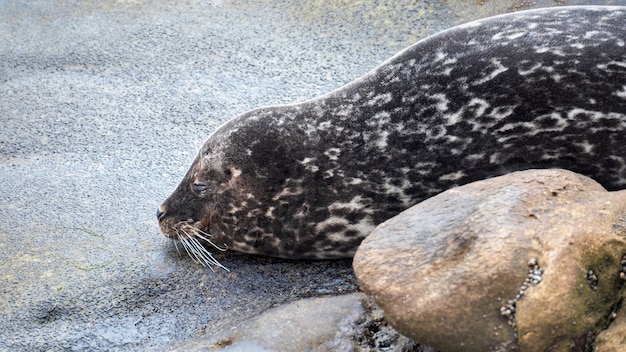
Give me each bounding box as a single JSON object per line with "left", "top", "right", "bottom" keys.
{"left": 353, "top": 169, "right": 626, "bottom": 352}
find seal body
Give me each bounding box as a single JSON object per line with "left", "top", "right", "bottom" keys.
{"left": 158, "top": 6, "right": 626, "bottom": 261}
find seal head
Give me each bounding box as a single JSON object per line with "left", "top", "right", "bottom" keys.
{"left": 158, "top": 104, "right": 384, "bottom": 261}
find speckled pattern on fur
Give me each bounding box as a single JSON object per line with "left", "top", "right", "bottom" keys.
{"left": 158, "top": 6, "right": 626, "bottom": 260}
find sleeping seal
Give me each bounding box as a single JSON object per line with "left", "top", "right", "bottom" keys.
{"left": 157, "top": 6, "right": 626, "bottom": 268}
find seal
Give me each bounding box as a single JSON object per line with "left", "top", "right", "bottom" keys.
{"left": 157, "top": 6, "right": 626, "bottom": 268}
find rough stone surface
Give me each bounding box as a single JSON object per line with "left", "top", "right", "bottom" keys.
{"left": 354, "top": 169, "right": 626, "bottom": 352}
{"left": 595, "top": 309, "right": 626, "bottom": 352}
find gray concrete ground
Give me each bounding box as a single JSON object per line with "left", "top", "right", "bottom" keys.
{"left": 1, "top": 0, "right": 625, "bottom": 351}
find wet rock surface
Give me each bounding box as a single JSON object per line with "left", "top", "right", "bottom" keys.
{"left": 2, "top": 0, "right": 626, "bottom": 351}
{"left": 354, "top": 169, "right": 626, "bottom": 351}
{"left": 175, "top": 293, "right": 436, "bottom": 352}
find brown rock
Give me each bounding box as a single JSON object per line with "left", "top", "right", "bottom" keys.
{"left": 595, "top": 309, "right": 626, "bottom": 352}
{"left": 353, "top": 169, "right": 626, "bottom": 352}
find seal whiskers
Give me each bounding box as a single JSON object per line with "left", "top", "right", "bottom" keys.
{"left": 175, "top": 223, "right": 229, "bottom": 271}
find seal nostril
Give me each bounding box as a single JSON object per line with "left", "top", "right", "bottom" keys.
{"left": 156, "top": 206, "right": 166, "bottom": 220}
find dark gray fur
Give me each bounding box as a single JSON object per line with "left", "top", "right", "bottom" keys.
{"left": 158, "top": 6, "right": 626, "bottom": 260}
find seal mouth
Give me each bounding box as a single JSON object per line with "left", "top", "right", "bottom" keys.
{"left": 171, "top": 221, "right": 230, "bottom": 272}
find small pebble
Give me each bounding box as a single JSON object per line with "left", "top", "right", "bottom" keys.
{"left": 586, "top": 270, "right": 599, "bottom": 290}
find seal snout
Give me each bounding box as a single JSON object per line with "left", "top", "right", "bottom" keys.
{"left": 156, "top": 205, "right": 166, "bottom": 221}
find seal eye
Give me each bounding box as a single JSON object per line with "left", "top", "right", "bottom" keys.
{"left": 225, "top": 169, "right": 232, "bottom": 180}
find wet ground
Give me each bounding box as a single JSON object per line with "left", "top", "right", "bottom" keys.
{"left": 2, "top": 0, "right": 625, "bottom": 350}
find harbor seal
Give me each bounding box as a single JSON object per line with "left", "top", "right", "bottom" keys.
{"left": 157, "top": 6, "right": 626, "bottom": 268}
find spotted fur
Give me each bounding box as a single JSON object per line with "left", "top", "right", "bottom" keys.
{"left": 158, "top": 6, "right": 626, "bottom": 262}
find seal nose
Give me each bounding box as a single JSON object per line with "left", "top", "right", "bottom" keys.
{"left": 156, "top": 205, "right": 166, "bottom": 220}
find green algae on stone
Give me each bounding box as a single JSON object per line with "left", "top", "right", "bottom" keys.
{"left": 516, "top": 241, "right": 626, "bottom": 352}
{"left": 570, "top": 242, "right": 626, "bottom": 341}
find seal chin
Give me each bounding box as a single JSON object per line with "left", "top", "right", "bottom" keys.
{"left": 166, "top": 220, "right": 229, "bottom": 271}
{"left": 157, "top": 202, "right": 230, "bottom": 271}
